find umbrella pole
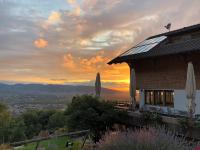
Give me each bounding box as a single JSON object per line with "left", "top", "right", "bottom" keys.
{"left": 187, "top": 110, "right": 193, "bottom": 137}
{"left": 131, "top": 96, "right": 136, "bottom": 110}
{"left": 187, "top": 98, "right": 195, "bottom": 137}
{"left": 188, "top": 100, "right": 195, "bottom": 125}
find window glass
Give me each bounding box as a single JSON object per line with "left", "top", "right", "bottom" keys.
{"left": 145, "top": 91, "right": 151, "bottom": 104}
{"left": 145, "top": 90, "right": 174, "bottom": 107}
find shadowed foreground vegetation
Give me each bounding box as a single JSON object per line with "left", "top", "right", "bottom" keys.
{"left": 0, "top": 95, "right": 128, "bottom": 149}
{"left": 2, "top": 95, "right": 200, "bottom": 149}
{"left": 65, "top": 95, "right": 129, "bottom": 143}
{"left": 96, "top": 127, "right": 200, "bottom": 150}
{"left": 0, "top": 103, "right": 67, "bottom": 143}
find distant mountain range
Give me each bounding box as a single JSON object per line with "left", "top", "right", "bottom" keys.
{"left": 0, "top": 83, "right": 129, "bottom": 104}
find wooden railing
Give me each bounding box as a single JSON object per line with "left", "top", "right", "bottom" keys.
{"left": 11, "top": 129, "right": 90, "bottom": 150}
{"left": 115, "top": 101, "right": 131, "bottom": 110}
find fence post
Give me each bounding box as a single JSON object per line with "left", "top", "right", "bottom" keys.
{"left": 81, "top": 134, "right": 89, "bottom": 150}
{"left": 35, "top": 141, "right": 40, "bottom": 150}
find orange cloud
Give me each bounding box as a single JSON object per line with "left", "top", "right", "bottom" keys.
{"left": 42, "top": 11, "right": 62, "bottom": 29}
{"left": 63, "top": 53, "right": 76, "bottom": 69}
{"left": 48, "top": 11, "right": 61, "bottom": 24}
{"left": 34, "top": 38, "right": 48, "bottom": 48}
{"left": 67, "top": 0, "right": 76, "bottom": 4}
{"left": 66, "top": 0, "right": 82, "bottom": 16}
{"left": 62, "top": 52, "right": 130, "bottom": 91}
{"left": 74, "top": 6, "right": 81, "bottom": 16}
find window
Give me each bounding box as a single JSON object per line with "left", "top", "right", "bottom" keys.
{"left": 145, "top": 90, "right": 174, "bottom": 107}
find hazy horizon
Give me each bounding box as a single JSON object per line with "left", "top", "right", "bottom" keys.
{"left": 0, "top": 81, "right": 128, "bottom": 92}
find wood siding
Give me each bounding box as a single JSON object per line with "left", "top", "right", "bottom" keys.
{"left": 131, "top": 53, "right": 200, "bottom": 90}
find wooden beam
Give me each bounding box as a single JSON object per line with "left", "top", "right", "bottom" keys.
{"left": 10, "top": 130, "right": 90, "bottom": 147}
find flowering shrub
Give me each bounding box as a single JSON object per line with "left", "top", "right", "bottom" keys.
{"left": 194, "top": 146, "right": 200, "bottom": 150}
{"left": 96, "top": 127, "right": 197, "bottom": 150}
{"left": 0, "top": 144, "right": 11, "bottom": 150}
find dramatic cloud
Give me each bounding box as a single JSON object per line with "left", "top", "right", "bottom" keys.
{"left": 73, "top": 6, "right": 82, "bottom": 16}
{"left": 63, "top": 53, "right": 76, "bottom": 69}
{"left": 62, "top": 50, "right": 131, "bottom": 91}
{"left": 42, "top": 11, "right": 62, "bottom": 29}
{"left": 67, "top": 0, "right": 76, "bottom": 5}
{"left": 0, "top": 0, "right": 200, "bottom": 91}
{"left": 34, "top": 38, "right": 48, "bottom": 48}
{"left": 47, "top": 11, "right": 62, "bottom": 24}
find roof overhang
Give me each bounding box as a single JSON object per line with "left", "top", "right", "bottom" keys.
{"left": 108, "top": 24, "right": 200, "bottom": 65}
{"left": 108, "top": 38, "right": 200, "bottom": 65}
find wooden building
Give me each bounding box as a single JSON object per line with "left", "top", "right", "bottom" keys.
{"left": 108, "top": 24, "right": 200, "bottom": 115}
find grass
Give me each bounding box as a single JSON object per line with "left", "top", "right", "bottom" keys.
{"left": 16, "top": 136, "right": 82, "bottom": 150}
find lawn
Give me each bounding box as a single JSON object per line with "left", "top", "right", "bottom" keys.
{"left": 16, "top": 136, "right": 82, "bottom": 150}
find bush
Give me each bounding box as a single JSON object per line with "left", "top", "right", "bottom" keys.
{"left": 22, "top": 109, "right": 64, "bottom": 138}
{"left": 22, "top": 110, "right": 43, "bottom": 138}
{"left": 96, "top": 127, "right": 196, "bottom": 150}
{"left": 142, "top": 111, "right": 162, "bottom": 125}
{"left": 10, "top": 118, "right": 27, "bottom": 142}
{"left": 65, "top": 95, "right": 128, "bottom": 143}
{"left": 0, "top": 144, "right": 11, "bottom": 150}
{"left": 178, "top": 117, "right": 189, "bottom": 131}
{"left": 48, "top": 111, "right": 67, "bottom": 130}
{"left": 0, "top": 103, "right": 68, "bottom": 143}
{"left": 0, "top": 103, "right": 12, "bottom": 144}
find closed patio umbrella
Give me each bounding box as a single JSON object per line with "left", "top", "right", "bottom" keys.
{"left": 95, "top": 72, "right": 101, "bottom": 97}
{"left": 185, "top": 62, "right": 196, "bottom": 118}
{"left": 130, "top": 68, "right": 136, "bottom": 110}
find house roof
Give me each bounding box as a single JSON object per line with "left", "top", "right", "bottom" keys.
{"left": 108, "top": 24, "right": 200, "bottom": 64}
{"left": 149, "top": 23, "right": 200, "bottom": 39}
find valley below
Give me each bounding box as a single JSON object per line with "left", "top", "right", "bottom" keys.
{"left": 0, "top": 83, "right": 129, "bottom": 116}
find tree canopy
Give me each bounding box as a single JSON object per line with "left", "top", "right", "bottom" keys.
{"left": 65, "top": 95, "right": 128, "bottom": 142}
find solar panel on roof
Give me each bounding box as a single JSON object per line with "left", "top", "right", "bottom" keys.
{"left": 121, "top": 36, "right": 167, "bottom": 56}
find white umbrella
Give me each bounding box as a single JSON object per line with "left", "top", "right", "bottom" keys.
{"left": 130, "top": 68, "right": 136, "bottom": 110}
{"left": 95, "top": 72, "right": 101, "bottom": 97}
{"left": 186, "top": 62, "right": 196, "bottom": 118}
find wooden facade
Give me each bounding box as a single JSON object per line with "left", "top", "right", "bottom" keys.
{"left": 129, "top": 52, "right": 200, "bottom": 90}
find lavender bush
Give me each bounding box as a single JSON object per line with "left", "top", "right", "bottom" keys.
{"left": 96, "top": 127, "right": 198, "bottom": 150}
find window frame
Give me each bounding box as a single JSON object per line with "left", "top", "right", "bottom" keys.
{"left": 144, "top": 90, "right": 174, "bottom": 107}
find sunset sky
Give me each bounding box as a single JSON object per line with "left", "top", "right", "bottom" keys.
{"left": 0, "top": 0, "right": 200, "bottom": 91}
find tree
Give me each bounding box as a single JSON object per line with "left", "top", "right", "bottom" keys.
{"left": 0, "top": 103, "right": 11, "bottom": 144}
{"left": 10, "top": 118, "right": 26, "bottom": 142}
{"left": 0, "top": 103, "right": 67, "bottom": 143}
{"left": 22, "top": 110, "right": 64, "bottom": 139}
{"left": 0, "top": 103, "right": 8, "bottom": 113}
{"left": 48, "top": 111, "right": 66, "bottom": 130}
{"left": 0, "top": 103, "right": 10, "bottom": 127}
{"left": 37, "top": 110, "right": 56, "bottom": 130}
{"left": 22, "top": 110, "right": 42, "bottom": 138}
{"left": 64, "top": 95, "right": 128, "bottom": 142}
